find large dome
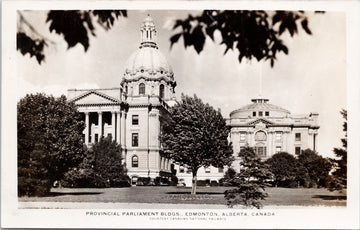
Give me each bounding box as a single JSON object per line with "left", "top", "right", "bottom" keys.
{"left": 230, "top": 98, "right": 290, "bottom": 118}
{"left": 122, "top": 15, "right": 174, "bottom": 83}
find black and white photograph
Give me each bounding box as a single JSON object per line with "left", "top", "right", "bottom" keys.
{"left": 1, "top": 0, "right": 360, "bottom": 229}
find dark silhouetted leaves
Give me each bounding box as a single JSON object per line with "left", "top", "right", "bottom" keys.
{"left": 47, "top": 11, "right": 92, "bottom": 51}
{"left": 17, "top": 10, "right": 127, "bottom": 64}
{"left": 17, "top": 32, "right": 46, "bottom": 64}
{"left": 170, "top": 10, "right": 318, "bottom": 67}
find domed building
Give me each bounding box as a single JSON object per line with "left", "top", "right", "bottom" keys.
{"left": 228, "top": 98, "right": 320, "bottom": 172}
{"left": 67, "top": 15, "right": 176, "bottom": 182}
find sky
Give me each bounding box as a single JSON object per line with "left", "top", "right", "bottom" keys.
{"left": 16, "top": 10, "right": 346, "bottom": 158}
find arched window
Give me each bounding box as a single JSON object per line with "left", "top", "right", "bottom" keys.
{"left": 159, "top": 84, "right": 165, "bottom": 99}
{"left": 139, "top": 83, "right": 145, "bottom": 95}
{"left": 132, "top": 155, "right": 138, "bottom": 167}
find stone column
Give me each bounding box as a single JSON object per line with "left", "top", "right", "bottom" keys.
{"left": 121, "top": 111, "right": 126, "bottom": 148}
{"left": 111, "top": 111, "right": 116, "bottom": 141}
{"left": 98, "top": 112, "right": 103, "bottom": 140}
{"left": 84, "top": 112, "right": 89, "bottom": 146}
{"left": 116, "top": 111, "right": 121, "bottom": 144}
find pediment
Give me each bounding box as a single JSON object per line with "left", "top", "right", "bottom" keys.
{"left": 70, "top": 91, "right": 120, "bottom": 105}
{"left": 248, "top": 118, "right": 274, "bottom": 126}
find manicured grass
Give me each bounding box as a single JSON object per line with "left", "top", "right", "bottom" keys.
{"left": 19, "top": 186, "right": 346, "bottom": 207}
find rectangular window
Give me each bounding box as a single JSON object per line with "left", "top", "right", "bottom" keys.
{"left": 95, "top": 134, "right": 99, "bottom": 143}
{"left": 107, "top": 133, "right": 112, "bottom": 138}
{"left": 295, "top": 133, "right": 301, "bottom": 141}
{"left": 132, "top": 115, "right": 139, "bottom": 125}
{"left": 179, "top": 165, "right": 184, "bottom": 173}
{"left": 276, "top": 146, "right": 281, "bottom": 153}
{"left": 218, "top": 167, "right": 224, "bottom": 173}
{"left": 276, "top": 132, "right": 282, "bottom": 141}
{"left": 265, "top": 111, "right": 269, "bottom": 116}
{"left": 259, "top": 111, "right": 263, "bottom": 117}
{"left": 240, "top": 132, "right": 246, "bottom": 142}
{"left": 253, "top": 111, "right": 256, "bottom": 117}
{"left": 255, "top": 147, "right": 267, "bottom": 157}
{"left": 132, "top": 133, "right": 139, "bottom": 147}
{"left": 295, "top": 147, "right": 301, "bottom": 155}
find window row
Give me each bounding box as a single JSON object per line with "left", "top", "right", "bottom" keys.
{"left": 137, "top": 83, "right": 165, "bottom": 98}
{"left": 253, "top": 111, "right": 270, "bottom": 117}
{"left": 239, "top": 132, "right": 301, "bottom": 142}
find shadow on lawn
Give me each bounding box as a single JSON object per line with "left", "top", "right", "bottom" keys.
{"left": 312, "top": 195, "right": 347, "bottom": 200}
{"left": 166, "top": 192, "right": 224, "bottom": 195}
{"left": 48, "top": 192, "right": 103, "bottom": 197}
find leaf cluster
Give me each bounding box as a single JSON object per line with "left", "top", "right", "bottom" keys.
{"left": 170, "top": 10, "right": 315, "bottom": 67}
{"left": 17, "top": 10, "right": 127, "bottom": 64}
{"left": 161, "top": 94, "right": 234, "bottom": 174}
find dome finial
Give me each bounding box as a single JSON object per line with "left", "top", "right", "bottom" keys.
{"left": 140, "top": 14, "right": 157, "bottom": 48}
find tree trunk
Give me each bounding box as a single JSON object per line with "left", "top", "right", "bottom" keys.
{"left": 191, "top": 170, "right": 198, "bottom": 195}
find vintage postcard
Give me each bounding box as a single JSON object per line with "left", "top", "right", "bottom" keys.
{"left": 1, "top": 0, "right": 360, "bottom": 229}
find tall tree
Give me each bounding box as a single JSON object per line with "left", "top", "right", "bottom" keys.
{"left": 329, "top": 109, "right": 347, "bottom": 191}
{"left": 161, "top": 94, "right": 234, "bottom": 194}
{"left": 18, "top": 93, "right": 85, "bottom": 196}
{"left": 224, "top": 147, "right": 272, "bottom": 209}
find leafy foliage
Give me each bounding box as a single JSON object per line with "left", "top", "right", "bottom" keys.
{"left": 161, "top": 94, "right": 233, "bottom": 194}
{"left": 62, "top": 136, "right": 129, "bottom": 188}
{"left": 329, "top": 110, "right": 347, "bottom": 191}
{"left": 265, "top": 152, "right": 297, "bottom": 187}
{"left": 170, "top": 10, "right": 317, "bottom": 67}
{"left": 17, "top": 10, "right": 127, "bottom": 64}
{"left": 224, "top": 147, "right": 272, "bottom": 209}
{"left": 18, "top": 93, "right": 85, "bottom": 196}
{"left": 298, "top": 149, "right": 332, "bottom": 188}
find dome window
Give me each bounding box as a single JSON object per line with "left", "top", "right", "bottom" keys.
{"left": 159, "top": 84, "right": 165, "bottom": 99}
{"left": 139, "top": 83, "right": 145, "bottom": 95}
{"left": 160, "top": 70, "right": 163, "bottom": 74}
{"left": 141, "top": 69, "right": 144, "bottom": 73}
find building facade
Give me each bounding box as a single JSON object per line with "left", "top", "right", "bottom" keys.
{"left": 227, "top": 98, "right": 319, "bottom": 172}
{"left": 67, "top": 15, "right": 176, "bottom": 182}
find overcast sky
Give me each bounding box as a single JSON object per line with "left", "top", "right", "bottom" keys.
{"left": 17, "top": 10, "right": 346, "bottom": 158}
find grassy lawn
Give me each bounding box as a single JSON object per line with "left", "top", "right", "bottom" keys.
{"left": 19, "top": 186, "right": 346, "bottom": 207}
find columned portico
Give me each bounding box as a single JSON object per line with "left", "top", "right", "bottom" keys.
{"left": 111, "top": 112, "right": 116, "bottom": 141}
{"left": 116, "top": 112, "right": 121, "bottom": 144}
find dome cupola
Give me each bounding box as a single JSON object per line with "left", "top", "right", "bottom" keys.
{"left": 122, "top": 15, "right": 175, "bottom": 83}
{"left": 121, "top": 15, "right": 176, "bottom": 103}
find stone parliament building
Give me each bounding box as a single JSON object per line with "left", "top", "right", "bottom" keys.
{"left": 67, "top": 16, "right": 320, "bottom": 186}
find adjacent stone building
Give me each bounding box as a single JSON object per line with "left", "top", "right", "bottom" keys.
{"left": 227, "top": 98, "right": 320, "bottom": 172}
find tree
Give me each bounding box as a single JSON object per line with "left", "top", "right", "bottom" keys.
{"left": 161, "top": 94, "right": 234, "bottom": 194}
{"left": 18, "top": 93, "right": 85, "bottom": 196}
{"left": 224, "top": 147, "right": 272, "bottom": 209}
{"left": 298, "top": 149, "right": 332, "bottom": 188}
{"left": 62, "top": 136, "right": 129, "bottom": 188}
{"left": 265, "top": 152, "right": 297, "bottom": 187}
{"left": 17, "top": 10, "right": 319, "bottom": 67}
{"left": 329, "top": 109, "right": 347, "bottom": 191}
{"left": 17, "top": 10, "right": 127, "bottom": 64}
{"left": 170, "top": 10, "right": 320, "bottom": 67}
